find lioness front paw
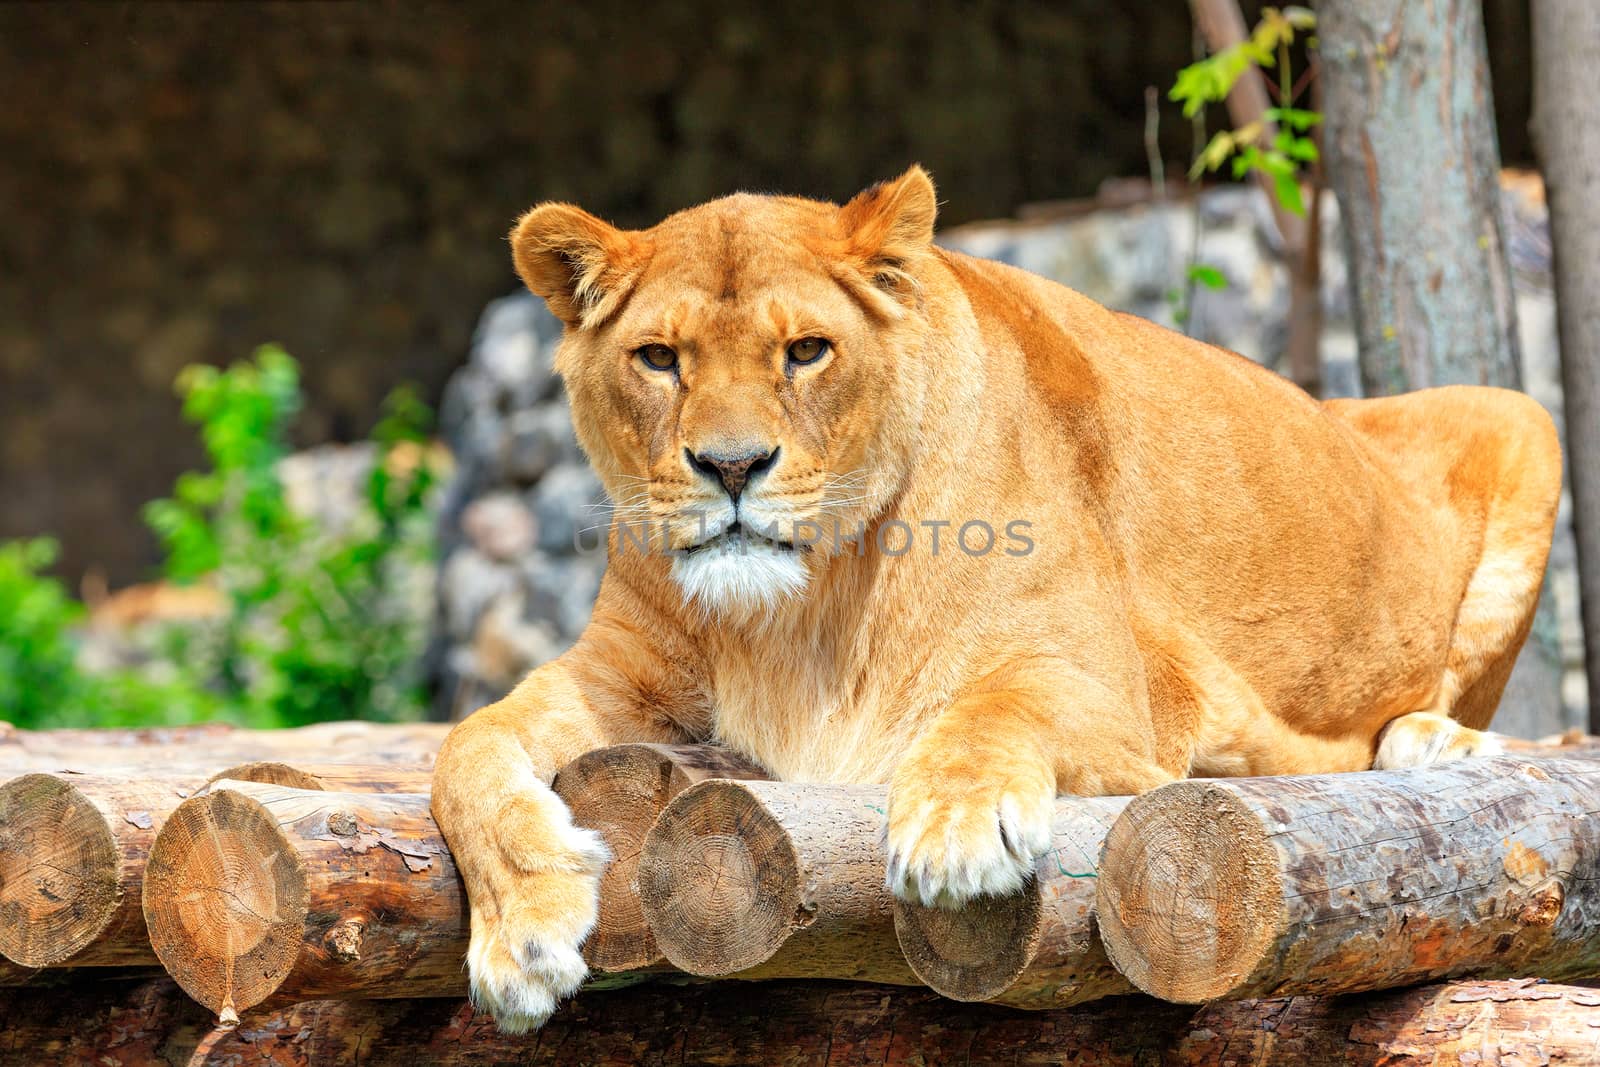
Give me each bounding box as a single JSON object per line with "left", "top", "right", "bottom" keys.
{"left": 466, "top": 820, "right": 610, "bottom": 1033}
{"left": 885, "top": 768, "right": 1054, "bottom": 908}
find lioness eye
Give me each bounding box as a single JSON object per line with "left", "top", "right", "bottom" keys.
{"left": 636, "top": 344, "right": 677, "bottom": 371}
{"left": 787, "top": 338, "right": 829, "bottom": 365}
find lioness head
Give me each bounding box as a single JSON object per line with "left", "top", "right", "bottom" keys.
{"left": 511, "top": 167, "right": 940, "bottom": 618}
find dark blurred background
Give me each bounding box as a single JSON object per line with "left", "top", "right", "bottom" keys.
{"left": 0, "top": 0, "right": 1536, "bottom": 585}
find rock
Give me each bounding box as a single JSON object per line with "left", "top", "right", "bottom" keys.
{"left": 472, "top": 593, "right": 565, "bottom": 687}
{"left": 470, "top": 292, "right": 566, "bottom": 406}
{"left": 439, "top": 547, "right": 521, "bottom": 642}
{"left": 460, "top": 492, "right": 537, "bottom": 563}
{"left": 278, "top": 443, "right": 378, "bottom": 536}
{"left": 523, "top": 551, "right": 606, "bottom": 639}
{"left": 529, "top": 462, "right": 607, "bottom": 555}
{"left": 501, "top": 402, "right": 582, "bottom": 484}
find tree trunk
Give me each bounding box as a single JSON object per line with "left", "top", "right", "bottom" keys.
{"left": 1095, "top": 754, "right": 1600, "bottom": 1003}
{"left": 4, "top": 973, "right": 1600, "bottom": 1067}
{"left": 141, "top": 780, "right": 465, "bottom": 1023}
{"left": 893, "top": 795, "right": 1134, "bottom": 1008}
{"left": 1320, "top": 0, "right": 1521, "bottom": 394}
{"left": 1320, "top": 0, "right": 1568, "bottom": 740}
{"left": 551, "top": 743, "right": 769, "bottom": 972}
{"left": 1532, "top": 0, "right": 1600, "bottom": 733}
{"left": 0, "top": 720, "right": 448, "bottom": 770}
{"left": 637, "top": 780, "right": 918, "bottom": 986}
{"left": 0, "top": 772, "right": 188, "bottom": 968}
{"left": 1187, "top": 0, "right": 1322, "bottom": 396}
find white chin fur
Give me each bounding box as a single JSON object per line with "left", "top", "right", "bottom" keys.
{"left": 671, "top": 538, "right": 810, "bottom": 618}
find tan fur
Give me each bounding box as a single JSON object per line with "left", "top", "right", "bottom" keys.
{"left": 431, "top": 167, "right": 1562, "bottom": 1030}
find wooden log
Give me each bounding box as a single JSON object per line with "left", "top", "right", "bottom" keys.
{"left": 4, "top": 973, "right": 1600, "bottom": 1067}
{"left": 0, "top": 763, "right": 436, "bottom": 972}
{"left": 893, "top": 795, "right": 1137, "bottom": 1007}
{"left": 204, "top": 761, "right": 435, "bottom": 793}
{"left": 0, "top": 772, "right": 190, "bottom": 968}
{"left": 1095, "top": 754, "right": 1600, "bottom": 1004}
{"left": 0, "top": 720, "right": 447, "bottom": 771}
{"left": 551, "top": 742, "right": 768, "bottom": 972}
{"left": 638, "top": 780, "right": 918, "bottom": 985}
{"left": 141, "top": 780, "right": 465, "bottom": 1022}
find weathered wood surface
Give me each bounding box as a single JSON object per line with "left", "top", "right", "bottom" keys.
{"left": 0, "top": 772, "right": 191, "bottom": 968}
{"left": 551, "top": 742, "right": 768, "bottom": 971}
{"left": 1097, "top": 755, "right": 1600, "bottom": 1003}
{"left": 0, "top": 720, "right": 447, "bottom": 770}
{"left": 638, "top": 779, "right": 918, "bottom": 986}
{"left": 894, "top": 794, "right": 1136, "bottom": 1008}
{"left": 203, "top": 761, "right": 435, "bottom": 793}
{"left": 141, "top": 780, "right": 466, "bottom": 1021}
{"left": 4, "top": 973, "right": 1599, "bottom": 1067}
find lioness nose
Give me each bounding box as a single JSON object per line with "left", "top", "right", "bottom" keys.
{"left": 687, "top": 446, "right": 777, "bottom": 502}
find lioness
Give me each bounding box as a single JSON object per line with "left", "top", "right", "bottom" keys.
{"left": 432, "top": 166, "right": 1561, "bottom": 1031}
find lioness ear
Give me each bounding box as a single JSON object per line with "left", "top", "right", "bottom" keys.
{"left": 510, "top": 203, "right": 648, "bottom": 328}
{"left": 835, "top": 165, "right": 938, "bottom": 310}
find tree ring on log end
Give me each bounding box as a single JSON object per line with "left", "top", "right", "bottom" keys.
{"left": 142, "top": 788, "right": 308, "bottom": 1016}
{"left": 893, "top": 885, "right": 1044, "bottom": 1001}
{"left": 0, "top": 773, "right": 119, "bottom": 967}
{"left": 637, "top": 779, "right": 801, "bottom": 976}
{"left": 1095, "top": 781, "right": 1281, "bottom": 1003}
{"left": 553, "top": 745, "right": 677, "bottom": 971}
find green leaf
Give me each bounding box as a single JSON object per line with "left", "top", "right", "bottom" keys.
{"left": 1272, "top": 172, "right": 1306, "bottom": 215}
{"left": 1186, "top": 264, "right": 1230, "bottom": 290}
{"left": 1266, "top": 107, "right": 1323, "bottom": 132}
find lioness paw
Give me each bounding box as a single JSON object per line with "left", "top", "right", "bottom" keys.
{"left": 1374, "top": 711, "right": 1505, "bottom": 770}
{"left": 466, "top": 821, "right": 609, "bottom": 1033}
{"left": 885, "top": 772, "right": 1054, "bottom": 908}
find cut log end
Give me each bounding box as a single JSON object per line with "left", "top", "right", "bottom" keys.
{"left": 637, "top": 779, "right": 801, "bottom": 976}
{"left": 0, "top": 773, "right": 121, "bottom": 967}
{"left": 1095, "top": 781, "right": 1282, "bottom": 1003}
{"left": 893, "top": 886, "right": 1044, "bottom": 1001}
{"left": 142, "top": 787, "right": 308, "bottom": 1017}
{"left": 552, "top": 745, "right": 676, "bottom": 971}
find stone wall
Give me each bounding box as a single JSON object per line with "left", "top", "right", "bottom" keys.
{"left": 434, "top": 179, "right": 1589, "bottom": 737}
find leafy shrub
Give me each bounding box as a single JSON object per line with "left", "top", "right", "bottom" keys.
{"left": 1, "top": 346, "right": 439, "bottom": 729}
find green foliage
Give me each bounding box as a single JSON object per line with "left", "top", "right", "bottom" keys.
{"left": 0, "top": 540, "right": 86, "bottom": 726}
{"left": 0, "top": 540, "right": 224, "bottom": 728}
{"left": 1, "top": 347, "right": 439, "bottom": 729}
{"left": 1170, "top": 5, "right": 1319, "bottom": 217}
{"left": 1166, "top": 264, "right": 1231, "bottom": 326}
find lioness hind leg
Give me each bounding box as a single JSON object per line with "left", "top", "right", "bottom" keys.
{"left": 1374, "top": 710, "right": 1504, "bottom": 770}
{"left": 1417, "top": 388, "right": 1559, "bottom": 734}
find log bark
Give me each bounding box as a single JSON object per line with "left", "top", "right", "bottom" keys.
{"left": 550, "top": 742, "right": 768, "bottom": 972}
{"left": 637, "top": 780, "right": 918, "bottom": 986}
{"left": 893, "top": 795, "right": 1135, "bottom": 1008}
{"left": 141, "top": 780, "right": 466, "bottom": 1022}
{"left": 0, "top": 720, "right": 448, "bottom": 771}
{"left": 4, "top": 973, "right": 1600, "bottom": 1067}
{"left": 1096, "top": 754, "right": 1600, "bottom": 1003}
{"left": 0, "top": 772, "right": 190, "bottom": 968}
{"left": 1532, "top": 0, "right": 1600, "bottom": 733}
